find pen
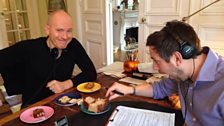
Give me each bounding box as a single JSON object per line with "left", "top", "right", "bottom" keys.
{"left": 112, "top": 90, "right": 124, "bottom": 96}
{"left": 105, "top": 87, "right": 124, "bottom": 96}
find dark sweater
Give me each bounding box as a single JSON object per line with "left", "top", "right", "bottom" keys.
{"left": 0, "top": 37, "right": 97, "bottom": 105}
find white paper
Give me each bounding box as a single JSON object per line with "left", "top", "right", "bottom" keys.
{"left": 119, "top": 77, "right": 146, "bottom": 85}
{"left": 138, "top": 62, "right": 158, "bottom": 73}
{"left": 107, "top": 106, "right": 175, "bottom": 126}
{"left": 97, "top": 62, "right": 126, "bottom": 78}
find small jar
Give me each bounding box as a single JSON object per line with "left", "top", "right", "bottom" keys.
{"left": 123, "top": 60, "right": 139, "bottom": 73}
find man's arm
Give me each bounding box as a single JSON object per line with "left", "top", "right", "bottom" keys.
{"left": 47, "top": 79, "right": 73, "bottom": 93}
{"left": 106, "top": 82, "right": 153, "bottom": 100}
{"left": 70, "top": 39, "right": 97, "bottom": 86}
{"left": 135, "top": 83, "right": 153, "bottom": 97}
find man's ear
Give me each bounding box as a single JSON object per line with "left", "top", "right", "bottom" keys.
{"left": 172, "top": 51, "right": 183, "bottom": 66}
{"left": 44, "top": 24, "right": 50, "bottom": 35}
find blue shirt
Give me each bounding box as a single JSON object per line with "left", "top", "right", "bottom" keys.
{"left": 152, "top": 47, "right": 224, "bottom": 126}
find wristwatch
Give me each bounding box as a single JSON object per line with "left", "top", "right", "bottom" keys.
{"left": 131, "top": 85, "right": 136, "bottom": 95}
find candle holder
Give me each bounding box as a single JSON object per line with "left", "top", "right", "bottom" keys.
{"left": 123, "top": 49, "right": 139, "bottom": 73}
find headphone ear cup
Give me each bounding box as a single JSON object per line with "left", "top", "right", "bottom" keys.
{"left": 180, "top": 42, "right": 196, "bottom": 59}
{"left": 51, "top": 48, "right": 59, "bottom": 59}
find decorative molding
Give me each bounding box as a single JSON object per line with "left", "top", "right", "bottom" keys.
{"left": 147, "top": 23, "right": 164, "bottom": 32}
{"left": 198, "top": 24, "right": 224, "bottom": 48}
{"left": 84, "top": 18, "right": 103, "bottom": 36}
{"left": 86, "top": 37, "right": 102, "bottom": 45}
{"left": 145, "top": 0, "right": 180, "bottom": 15}
{"left": 82, "top": 0, "right": 103, "bottom": 14}
{"left": 86, "top": 39, "right": 103, "bottom": 68}
{"left": 200, "top": 0, "right": 224, "bottom": 16}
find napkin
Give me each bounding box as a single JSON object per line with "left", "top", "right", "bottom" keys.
{"left": 138, "top": 62, "right": 158, "bottom": 73}
{"left": 97, "top": 62, "right": 126, "bottom": 78}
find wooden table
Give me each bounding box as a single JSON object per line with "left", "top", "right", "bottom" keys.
{"left": 0, "top": 74, "right": 184, "bottom": 126}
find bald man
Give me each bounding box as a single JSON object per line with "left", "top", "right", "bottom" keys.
{"left": 0, "top": 10, "right": 97, "bottom": 106}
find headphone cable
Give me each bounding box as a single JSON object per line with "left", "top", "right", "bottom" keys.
{"left": 181, "top": 58, "right": 195, "bottom": 123}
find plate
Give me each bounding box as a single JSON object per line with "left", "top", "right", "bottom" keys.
{"left": 77, "top": 82, "right": 101, "bottom": 93}
{"left": 80, "top": 104, "right": 111, "bottom": 115}
{"left": 54, "top": 92, "right": 82, "bottom": 106}
{"left": 20, "top": 106, "right": 54, "bottom": 123}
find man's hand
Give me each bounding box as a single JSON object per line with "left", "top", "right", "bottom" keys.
{"left": 47, "top": 80, "right": 73, "bottom": 93}
{"left": 105, "top": 82, "right": 134, "bottom": 100}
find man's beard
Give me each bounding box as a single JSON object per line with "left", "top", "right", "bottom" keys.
{"left": 173, "top": 68, "right": 189, "bottom": 82}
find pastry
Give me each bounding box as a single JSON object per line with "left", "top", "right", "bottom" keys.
{"left": 84, "top": 82, "right": 95, "bottom": 89}
{"left": 33, "top": 108, "right": 45, "bottom": 118}
{"left": 84, "top": 96, "right": 108, "bottom": 113}
{"left": 68, "top": 98, "right": 77, "bottom": 104}
{"left": 59, "top": 96, "right": 71, "bottom": 104}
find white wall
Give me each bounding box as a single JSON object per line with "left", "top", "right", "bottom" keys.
{"left": 138, "top": 0, "right": 224, "bottom": 63}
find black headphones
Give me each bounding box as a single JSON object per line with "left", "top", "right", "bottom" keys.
{"left": 164, "top": 27, "right": 197, "bottom": 59}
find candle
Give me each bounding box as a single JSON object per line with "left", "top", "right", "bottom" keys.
{"left": 123, "top": 60, "right": 139, "bottom": 73}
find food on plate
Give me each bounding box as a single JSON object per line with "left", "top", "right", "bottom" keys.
{"left": 58, "top": 95, "right": 83, "bottom": 105}
{"left": 76, "top": 98, "right": 83, "bottom": 105}
{"left": 84, "top": 96, "right": 95, "bottom": 104}
{"left": 59, "top": 96, "right": 71, "bottom": 104}
{"left": 68, "top": 98, "right": 77, "bottom": 104}
{"left": 84, "top": 96, "right": 108, "bottom": 113}
{"left": 33, "top": 108, "right": 45, "bottom": 118}
{"left": 84, "top": 82, "right": 95, "bottom": 89}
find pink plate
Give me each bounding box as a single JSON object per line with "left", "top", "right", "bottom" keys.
{"left": 20, "top": 106, "right": 54, "bottom": 123}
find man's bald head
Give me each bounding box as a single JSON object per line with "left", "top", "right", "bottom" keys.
{"left": 44, "top": 9, "right": 73, "bottom": 49}
{"left": 47, "top": 9, "right": 72, "bottom": 26}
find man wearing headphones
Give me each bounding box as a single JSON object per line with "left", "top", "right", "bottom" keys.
{"left": 0, "top": 10, "right": 97, "bottom": 106}
{"left": 106, "top": 20, "right": 224, "bottom": 126}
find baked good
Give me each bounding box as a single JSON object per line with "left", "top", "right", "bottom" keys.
{"left": 84, "top": 82, "right": 95, "bottom": 89}
{"left": 33, "top": 108, "right": 45, "bottom": 118}
{"left": 68, "top": 98, "right": 77, "bottom": 104}
{"left": 84, "top": 96, "right": 108, "bottom": 113}
{"left": 76, "top": 98, "right": 84, "bottom": 105}
{"left": 84, "top": 96, "right": 95, "bottom": 104}
{"left": 59, "top": 96, "right": 71, "bottom": 104}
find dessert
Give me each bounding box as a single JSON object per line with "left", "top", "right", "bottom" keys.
{"left": 76, "top": 98, "right": 84, "bottom": 105}
{"left": 59, "top": 96, "right": 71, "bottom": 104}
{"left": 33, "top": 108, "right": 45, "bottom": 118}
{"left": 84, "top": 82, "right": 95, "bottom": 89}
{"left": 68, "top": 98, "right": 77, "bottom": 104}
{"left": 84, "top": 96, "right": 95, "bottom": 104}
{"left": 84, "top": 96, "right": 108, "bottom": 113}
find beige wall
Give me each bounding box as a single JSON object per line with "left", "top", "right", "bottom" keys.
{"left": 67, "top": 0, "right": 79, "bottom": 38}
{"left": 36, "top": 0, "right": 48, "bottom": 36}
